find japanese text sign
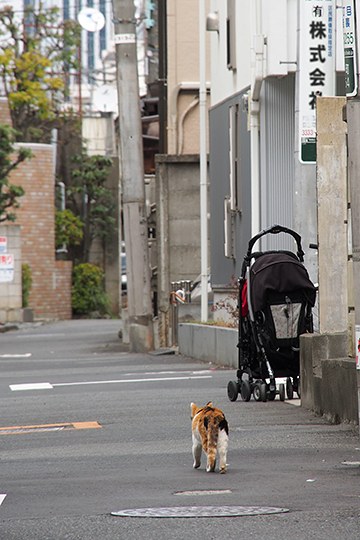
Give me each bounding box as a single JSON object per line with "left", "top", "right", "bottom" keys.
{"left": 299, "top": 0, "right": 336, "bottom": 163}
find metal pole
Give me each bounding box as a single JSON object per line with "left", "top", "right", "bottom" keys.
{"left": 199, "top": 0, "right": 208, "bottom": 322}
{"left": 112, "top": 0, "right": 154, "bottom": 352}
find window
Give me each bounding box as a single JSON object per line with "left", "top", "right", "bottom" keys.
{"left": 226, "top": 0, "right": 236, "bottom": 70}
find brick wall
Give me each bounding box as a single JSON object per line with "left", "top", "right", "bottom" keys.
{"left": 9, "top": 143, "right": 72, "bottom": 320}
{"left": 54, "top": 260, "right": 73, "bottom": 319}
{"left": 0, "top": 99, "right": 71, "bottom": 320}
{"left": 0, "top": 98, "right": 11, "bottom": 125}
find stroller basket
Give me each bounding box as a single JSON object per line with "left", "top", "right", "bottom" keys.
{"left": 227, "top": 225, "right": 316, "bottom": 403}
{"left": 270, "top": 298, "right": 302, "bottom": 341}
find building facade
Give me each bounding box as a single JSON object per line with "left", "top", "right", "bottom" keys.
{"left": 207, "top": 0, "right": 345, "bottom": 309}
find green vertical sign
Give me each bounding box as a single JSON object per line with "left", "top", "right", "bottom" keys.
{"left": 343, "top": 1, "right": 358, "bottom": 97}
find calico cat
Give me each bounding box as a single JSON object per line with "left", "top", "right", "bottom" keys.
{"left": 191, "top": 401, "right": 229, "bottom": 474}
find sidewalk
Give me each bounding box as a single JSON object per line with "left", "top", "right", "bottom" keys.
{"left": 213, "top": 372, "right": 360, "bottom": 539}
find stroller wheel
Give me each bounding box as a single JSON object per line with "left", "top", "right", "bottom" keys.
{"left": 241, "top": 380, "right": 252, "bottom": 402}
{"left": 279, "top": 383, "right": 286, "bottom": 401}
{"left": 253, "top": 381, "right": 267, "bottom": 402}
{"left": 227, "top": 380, "right": 239, "bottom": 402}
{"left": 286, "top": 378, "right": 294, "bottom": 400}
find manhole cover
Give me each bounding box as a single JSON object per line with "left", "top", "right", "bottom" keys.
{"left": 111, "top": 506, "right": 289, "bottom": 518}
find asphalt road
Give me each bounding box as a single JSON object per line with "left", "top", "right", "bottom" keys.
{"left": 0, "top": 319, "right": 359, "bottom": 539}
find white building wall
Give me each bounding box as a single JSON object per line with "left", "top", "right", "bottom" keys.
{"left": 209, "top": 0, "right": 251, "bottom": 105}
{"left": 209, "top": 0, "right": 299, "bottom": 106}
{"left": 209, "top": 0, "right": 343, "bottom": 106}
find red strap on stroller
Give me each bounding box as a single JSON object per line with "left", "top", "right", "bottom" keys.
{"left": 241, "top": 280, "right": 249, "bottom": 317}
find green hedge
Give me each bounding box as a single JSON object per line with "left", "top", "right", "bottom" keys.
{"left": 72, "top": 263, "right": 110, "bottom": 316}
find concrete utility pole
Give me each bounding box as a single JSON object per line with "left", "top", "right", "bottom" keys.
{"left": 347, "top": 99, "right": 360, "bottom": 427}
{"left": 112, "top": 0, "right": 154, "bottom": 352}
{"left": 343, "top": 0, "right": 360, "bottom": 427}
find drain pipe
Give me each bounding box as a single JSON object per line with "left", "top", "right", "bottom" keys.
{"left": 250, "top": 0, "right": 264, "bottom": 241}
{"left": 178, "top": 96, "right": 199, "bottom": 154}
{"left": 250, "top": 99, "right": 260, "bottom": 239}
{"left": 199, "top": 0, "right": 208, "bottom": 322}
{"left": 169, "top": 81, "right": 210, "bottom": 154}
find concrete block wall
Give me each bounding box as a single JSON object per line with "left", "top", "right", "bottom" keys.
{"left": 178, "top": 323, "right": 238, "bottom": 368}
{"left": 300, "top": 332, "right": 358, "bottom": 426}
{"left": 156, "top": 154, "right": 205, "bottom": 347}
{"left": 0, "top": 225, "right": 23, "bottom": 322}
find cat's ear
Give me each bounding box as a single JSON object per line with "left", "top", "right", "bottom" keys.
{"left": 206, "top": 401, "right": 213, "bottom": 408}
{"left": 191, "top": 402, "right": 198, "bottom": 418}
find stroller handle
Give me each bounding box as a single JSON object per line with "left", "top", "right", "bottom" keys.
{"left": 245, "top": 224, "right": 305, "bottom": 262}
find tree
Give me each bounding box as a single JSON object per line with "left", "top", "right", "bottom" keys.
{"left": 0, "top": 4, "right": 80, "bottom": 142}
{"left": 0, "top": 124, "right": 32, "bottom": 222}
{"left": 67, "top": 153, "right": 116, "bottom": 263}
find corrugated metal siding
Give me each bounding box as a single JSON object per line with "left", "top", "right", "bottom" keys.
{"left": 209, "top": 88, "right": 251, "bottom": 287}
{"left": 260, "top": 75, "right": 296, "bottom": 252}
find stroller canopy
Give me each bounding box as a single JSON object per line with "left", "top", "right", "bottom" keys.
{"left": 250, "top": 252, "right": 317, "bottom": 313}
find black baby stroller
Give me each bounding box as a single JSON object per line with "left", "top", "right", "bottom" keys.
{"left": 227, "top": 225, "right": 317, "bottom": 402}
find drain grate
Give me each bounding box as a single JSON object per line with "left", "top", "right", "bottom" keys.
{"left": 111, "top": 506, "right": 289, "bottom": 518}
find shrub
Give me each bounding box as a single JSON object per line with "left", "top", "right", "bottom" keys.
{"left": 55, "top": 209, "right": 83, "bottom": 250}
{"left": 71, "top": 263, "right": 110, "bottom": 316}
{"left": 22, "top": 263, "right": 32, "bottom": 308}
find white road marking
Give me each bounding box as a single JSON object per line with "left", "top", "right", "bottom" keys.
{"left": 15, "top": 333, "right": 68, "bottom": 339}
{"left": 0, "top": 426, "right": 65, "bottom": 434}
{"left": 175, "top": 490, "right": 232, "bottom": 496}
{"left": 10, "top": 383, "right": 53, "bottom": 391}
{"left": 0, "top": 353, "right": 32, "bottom": 358}
{"left": 53, "top": 375, "right": 212, "bottom": 387}
{"left": 123, "top": 370, "right": 213, "bottom": 376}
{"left": 10, "top": 375, "right": 212, "bottom": 392}
{"left": 0, "top": 494, "right": 6, "bottom": 506}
